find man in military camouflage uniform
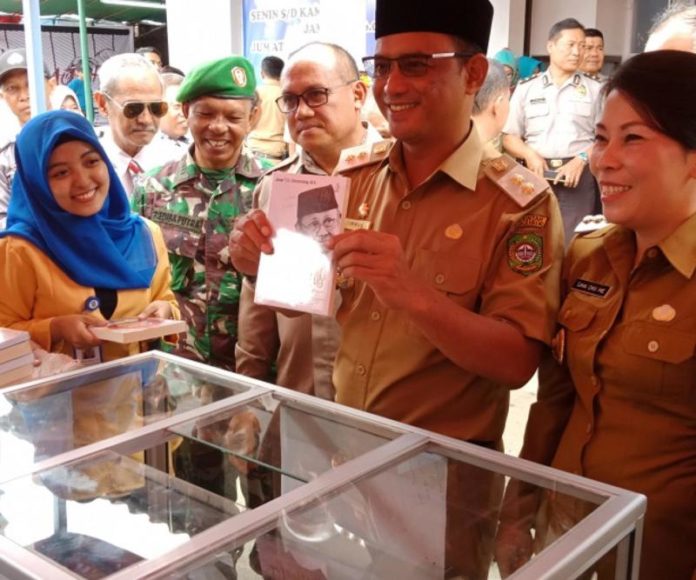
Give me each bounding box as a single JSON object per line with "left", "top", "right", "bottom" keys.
{"left": 133, "top": 55, "right": 268, "bottom": 369}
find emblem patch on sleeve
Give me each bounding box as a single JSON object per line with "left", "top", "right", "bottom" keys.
{"left": 508, "top": 233, "right": 543, "bottom": 275}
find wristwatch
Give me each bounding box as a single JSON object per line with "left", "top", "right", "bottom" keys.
{"left": 577, "top": 151, "right": 589, "bottom": 163}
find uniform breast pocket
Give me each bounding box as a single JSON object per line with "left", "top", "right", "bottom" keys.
{"left": 560, "top": 99, "right": 592, "bottom": 117}
{"left": 558, "top": 294, "right": 600, "bottom": 376}
{"left": 559, "top": 294, "right": 598, "bottom": 333}
{"left": 414, "top": 248, "right": 481, "bottom": 299}
{"left": 406, "top": 249, "right": 481, "bottom": 339}
{"left": 622, "top": 322, "right": 696, "bottom": 398}
{"left": 525, "top": 101, "right": 550, "bottom": 135}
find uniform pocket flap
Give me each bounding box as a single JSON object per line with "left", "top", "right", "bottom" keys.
{"left": 623, "top": 321, "right": 695, "bottom": 364}
{"left": 415, "top": 249, "right": 481, "bottom": 295}
{"left": 559, "top": 295, "right": 597, "bottom": 331}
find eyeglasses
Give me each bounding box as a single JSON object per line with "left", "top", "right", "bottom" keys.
{"left": 275, "top": 80, "right": 356, "bottom": 114}
{"left": 362, "top": 52, "right": 477, "bottom": 79}
{"left": 103, "top": 93, "right": 168, "bottom": 119}
{"left": 300, "top": 215, "right": 339, "bottom": 234}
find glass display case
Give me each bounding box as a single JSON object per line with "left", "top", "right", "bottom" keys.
{"left": 0, "top": 352, "right": 645, "bottom": 579}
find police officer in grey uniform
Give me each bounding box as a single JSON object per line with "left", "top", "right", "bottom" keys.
{"left": 503, "top": 18, "right": 603, "bottom": 245}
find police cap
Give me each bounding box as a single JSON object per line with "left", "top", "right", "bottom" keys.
{"left": 177, "top": 55, "right": 256, "bottom": 103}
{"left": 375, "top": 0, "right": 494, "bottom": 53}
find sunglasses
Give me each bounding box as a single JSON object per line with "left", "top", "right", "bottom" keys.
{"left": 103, "top": 93, "right": 168, "bottom": 119}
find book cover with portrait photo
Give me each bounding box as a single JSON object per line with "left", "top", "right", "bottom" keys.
{"left": 255, "top": 172, "right": 350, "bottom": 316}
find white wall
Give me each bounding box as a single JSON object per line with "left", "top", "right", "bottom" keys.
{"left": 529, "top": 0, "right": 597, "bottom": 54}
{"left": 488, "top": 0, "right": 527, "bottom": 56}
{"left": 597, "top": 0, "right": 634, "bottom": 56}
{"left": 527, "top": 0, "right": 634, "bottom": 59}
{"left": 166, "top": 0, "right": 244, "bottom": 73}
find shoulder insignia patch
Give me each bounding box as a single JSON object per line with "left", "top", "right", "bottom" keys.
{"left": 334, "top": 139, "right": 393, "bottom": 174}
{"left": 574, "top": 214, "right": 609, "bottom": 234}
{"left": 507, "top": 232, "right": 543, "bottom": 275}
{"left": 483, "top": 154, "right": 548, "bottom": 207}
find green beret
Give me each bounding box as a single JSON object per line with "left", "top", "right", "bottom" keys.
{"left": 177, "top": 56, "right": 256, "bottom": 103}
{"left": 297, "top": 185, "right": 338, "bottom": 221}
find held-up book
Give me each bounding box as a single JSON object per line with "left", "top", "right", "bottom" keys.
{"left": 255, "top": 172, "right": 350, "bottom": 316}
{"left": 90, "top": 318, "right": 187, "bottom": 344}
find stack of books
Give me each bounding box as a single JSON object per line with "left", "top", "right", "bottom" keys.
{"left": 0, "top": 328, "right": 34, "bottom": 388}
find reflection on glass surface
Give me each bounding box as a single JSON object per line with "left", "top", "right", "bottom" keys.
{"left": 0, "top": 358, "right": 248, "bottom": 481}
{"left": 177, "top": 451, "right": 605, "bottom": 580}
{"left": 169, "top": 397, "right": 394, "bottom": 488}
{"left": 0, "top": 451, "right": 240, "bottom": 579}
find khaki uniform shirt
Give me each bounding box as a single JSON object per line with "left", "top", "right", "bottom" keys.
{"left": 247, "top": 79, "right": 288, "bottom": 159}
{"left": 334, "top": 130, "right": 564, "bottom": 442}
{"left": 503, "top": 71, "right": 602, "bottom": 158}
{"left": 545, "top": 216, "right": 696, "bottom": 579}
{"left": 235, "top": 149, "right": 341, "bottom": 399}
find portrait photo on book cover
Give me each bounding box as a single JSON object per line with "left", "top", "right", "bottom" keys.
{"left": 295, "top": 185, "right": 342, "bottom": 245}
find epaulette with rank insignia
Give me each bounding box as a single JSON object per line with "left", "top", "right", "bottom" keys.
{"left": 517, "top": 72, "right": 541, "bottom": 85}
{"left": 482, "top": 154, "right": 548, "bottom": 207}
{"left": 574, "top": 214, "right": 610, "bottom": 234}
{"left": 333, "top": 139, "right": 393, "bottom": 174}
{"left": 263, "top": 152, "right": 300, "bottom": 175}
{"left": 581, "top": 71, "right": 604, "bottom": 84}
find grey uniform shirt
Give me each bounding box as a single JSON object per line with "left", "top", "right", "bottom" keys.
{"left": 503, "top": 71, "right": 603, "bottom": 159}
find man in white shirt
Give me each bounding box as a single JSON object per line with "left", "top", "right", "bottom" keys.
{"left": 94, "top": 53, "right": 169, "bottom": 197}
{"left": 503, "top": 18, "right": 603, "bottom": 245}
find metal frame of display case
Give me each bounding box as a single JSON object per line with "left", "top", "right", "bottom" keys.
{"left": 0, "top": 352, "right": 646, "bottom": 580}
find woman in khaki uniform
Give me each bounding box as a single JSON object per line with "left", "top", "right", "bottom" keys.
{"left": 497, "top": 50, "right": 696, "bottom": 579}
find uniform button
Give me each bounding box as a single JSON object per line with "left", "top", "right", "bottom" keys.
{"left": 563, "top": 308, "right": 573, "bottom": 319}
{"left": 590, "top": 375, "right": 598, "bottom": 386}
{"left": 357, "top": 364, "right": 366, "bottom": 376}
{"left": 647, "top": 340, "right": 660, "bottom": 353}
{"left": 646, "top": 248, "right": 659, "bottom": 259}
{"left": 370, "top": 311, "right": 381, "bottom": 321}
{"left": 401, "top": 200, "right": 412, "bottom": 210}
{"left": 586, "top": 423, "right": 592, "bottom": 434}
{"left": 435, "top": 273, "right": 446, "bottom": 285}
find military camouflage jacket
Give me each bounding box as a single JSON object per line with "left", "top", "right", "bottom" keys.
{"left": 133, "top": 147, "right": 271, "bottom": 369}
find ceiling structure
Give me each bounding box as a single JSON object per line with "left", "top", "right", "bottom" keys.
{"left": 0, "top": 0, "right": 166, "bottom": 25}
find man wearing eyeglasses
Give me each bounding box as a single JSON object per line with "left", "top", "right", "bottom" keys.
{"left": 94, "top": 53, "right": 171, "bottom": 197}
{"left": 235, "top": 42, "right": 378, "bottom": 402}
{"left": 231, "top": 1, "right": 563, "bottom": 576}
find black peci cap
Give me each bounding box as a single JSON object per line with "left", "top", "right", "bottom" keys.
{"left": 375, "top": 0, "right": 494, "bottom": 53}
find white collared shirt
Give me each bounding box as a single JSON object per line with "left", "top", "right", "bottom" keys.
{"left": 98, "top": 127, "right": 174, "bottom": 197}
{"left": 503, "top": 71, "right": 603, "bottom": 158}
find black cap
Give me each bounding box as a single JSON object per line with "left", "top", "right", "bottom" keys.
{"left": 0, "top": 49, "right": 51, "bottom": 84}
{"left": 297, "top": 186, "right": 338, "bottom": 221}
{"left": 375, "top": 0, "right": 494, "bottom": 53}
